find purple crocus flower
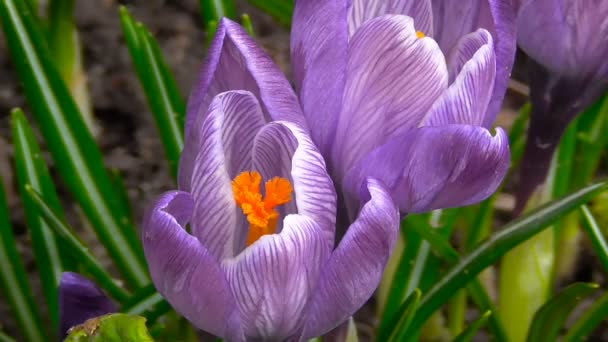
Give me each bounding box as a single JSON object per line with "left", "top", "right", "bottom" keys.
{"left": 515, "top": 0, "right": 608, "bottom": 208}
{"left": 143, "top": 20, "right": 399, "bottom": 340}
{"left": 290, "top": 0, "right": 514, "bottom": 219}
{"left": 59, "top": 272, "right": 116, "bottom": 340}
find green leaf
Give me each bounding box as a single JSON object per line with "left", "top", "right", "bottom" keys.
{"left": 0, "top": 0, "right": 148, "bottom": 287}
{"left": 247, "top": 0, "right": 293, "bottom": 27}
{"left": 563, "top": 290, "right": 608, "bottom": 342}
{"left": 527, "top": 282, "right": 598, "bottom": 342}
{"left": 64, "top": 313, "right": 154, "bottom": 341}
{"left": 11, "top": 108, "right": 72, "bottom": 330}
{"left": 581, "top": 205, "right": 608, "bottom": 272}
{"left": 0, "top": 179, "right": 46, "bottom": 341}
{"left": 453, "top": 311, "right": 492, "bottom": 342}
{"left": 25, "top": 186, "right": 131, "bottom": 303}
{"left": 0, "top": 331, "right": 16, "bottom": 342}
{"left": 386, "top": 289, "right": 421, "bottom": 342}
{"left": 407, "top": 221, "right": 460, "bottom": 262}
{"left": 402, "top": 181, "right": 607, "bottom": 337}
{"left": 241, "top": 13, "right": 255, "bottom": 37}
{"left": 119, "top": 7, "right": 185, "bottom": 179}
{"left": 122, "top": 285, "right": 171, "bottom": 324}
{"left": 199, "top": 0, "right": 237, "bottom": 28}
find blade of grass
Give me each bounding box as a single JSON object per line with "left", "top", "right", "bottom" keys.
{"left": 25, "top": 186, "right": 131, "bottom": 303}
{"left": 403, "top": 181, "right": 607, "bottom": 338}
{"left": 0, "top": 179, "right": 46, "bottom": 341}
{"left": 200, "top": 0, "right": 237, "bottom": 27}
{"left": 241, "top": 13, "right": 255, "bottom": 36}
{"left": 119, "top": 7, "right": 185, "bottom": 178}
{"left": 122, "top": 285, "right": 171, "bottom": 324}
{"left": 247, "top": 0, "right": 293, "bottom": 26}
{"left": 0, "top": 0, "right": 148, "bottom": 287}
{"left": 453, "top": 311, "right": 492, "bottom": 342}
{"left": 386, "top": 289, "right": 422, "bottom": 342}
{"left": 581, "top": 205, "right": 608, "bottom": 272}
{"left": 527, "top": 282, "right": 598, "bottom": 342}
{"left": 11, "top": 108, "right": 73, "bottom": 330}
{"left": 562, "top": 290, "right": 608, "bottom": 342}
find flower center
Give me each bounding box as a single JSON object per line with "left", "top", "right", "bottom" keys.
{"left": 416, "top": 30, "right": 425, "bottom": 39}
{"left": 232, "top": 171, "right": 293, "bottom": 246}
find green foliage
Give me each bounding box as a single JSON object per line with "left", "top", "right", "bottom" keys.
{"left": 64, "top": 314, "right": 154, "bottom": 342}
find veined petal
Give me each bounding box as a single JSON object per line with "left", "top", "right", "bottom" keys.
{"left": 185, "top": 18, "right": 306, "bottom": 137}
{"left": 423, "top": 30, "right": 496, "bottom": 126}
{"left": 59, "top": 272, "right": 116, "bottom": 340}
{"left": 348, "top": 0, "right": 434, "bottom": 38}
{"left": 291, "top": 0, "right": 349, "bottom": 156}
{"left": 253, "top": 122, "right": 337, "bottom": 244}
{"left": 222, "top": 215, "right": 330, "bottom": 340}
{"left": 446, "top": 29, "right": 493, "bottom": 83}
{"left": 182, "top": 91, "right": 265, "bottom": 259}
{"left": 302, "top": 179, "right": 399, "bottom": 339}
{"left": 344, "top": 125, "right": 510, "bottom": 213}
{"left": 333, "top": 15, "right": 448, "bottom": 178}
{"left": 142, "top": 191, "right": 243, "bottom": 340}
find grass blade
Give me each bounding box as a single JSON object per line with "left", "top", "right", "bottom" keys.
{"left": 0, "top": 0, "right": 148, "bottom": 287}
{"left": 386, "top": 289, "right": 422, "bottom": 342}
{"left": 403, "top": 181, "right": 607, "bottom": 337}
{"left": 527, "top": 282, "right": 598, "bottom": 342}
{"left": 119, "top": 7, "right": 185, "bottom": 178}
{"left": 199, "top": 0, "right": 237, "bottom": 27}
{"left": 563, "top": 290, "right": 608, "bottom": 342}
{"left": 247, "top": 0, "right": 293, "bottom": 26}
{"left": 11, "top": 108, "right": 73, "bottom": 330}
{"left": 25, "top": 186, "right": 131, "bottom": 303}
{"left": 122, "top": 285, "right": 171, "bottom": 324}
{"left": 0, "top": 179, "right": 46, "bottom": 341}
{"left": 581, "top": 205, "right": 608, "bottom": 272}
{"left": 453, "top": 311, "right": 492, "bottom": 342}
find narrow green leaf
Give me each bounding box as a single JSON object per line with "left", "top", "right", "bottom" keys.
{"left": 403, "top": 181, "right": 607, "bottom": 337}
{"left": 386, "top": 289, "right": 421, "bottom": 342}
{"left": 527, "top": 282, "right": 598, "bottom": 342}
{"left": 453, "top": 311, "right": 492, "bottom": 342}
{"left": 25, "top": 186, "right": 131, "bottom": 303}
{"left": 241, "top": 13, "right": 255, "bottom": 37}
{"left": 407, "top": 222, "right": 460, "bottom": 262}
{"left": 581, "top": 205, "right": 608, "bottom": 272}
{"left": 122, "top": 285, "right": 171, "bottom": 324}
{"left": 0, "top": 331, "right": 16, "bottom": 342}
{"left": 563, "top": 290, "right": 608, "bottom": 342}
{"left": 247, "top": 0, "right": 293, "bottom": 26}
{"left": 200, "top": 0, "right": 237, "bottom": 27}
{"left": 119, "top": 7, "right": 185, "bottom": 178}
{"left": 0, "top": 0, "right": 148, "bottom": 287}
{"left": 0, "top": 179, "right": 46, "bottom": 341}
{"left": 11, "top": 108, "right": 71, "bottom": 330}
{"left": 64, "top": 313, "right": 154, "bottom": 341}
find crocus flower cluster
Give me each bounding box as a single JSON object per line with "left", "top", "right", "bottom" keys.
{"left": 515, "top": 0, "right": 608, "bottom": 207}
{"left": 143, "top": 0, "right": 516, "bottom": 340}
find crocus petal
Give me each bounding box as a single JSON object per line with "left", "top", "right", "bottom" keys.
{"left": 446, "top": 29, "right": 494, "bottom": 83}
{"left": 185, "top": 18, "right": 306, "bottom": 137}
{"left": 142, "top": 191, "right": 243, "bottom": 340}
{"left": 183, "top": 91, "right": 266, "bottom": 259}
{"left": 348, "top": 0, "right": 434, "bottom": 37}
{"left": 302, "top": 179, "right": 399, "bottom": 339}
{"left": 333, "top": 15, "right": 448, "bottom": 178}
{"left": 59, "top": 272, "right": 116, "bottom": 340}
{"left": 344, "top": 125, "right": 510, "bottom": 214}
{"left": 291, "top": 0, "right": 349, "bottom": 156}
{"left": 222, "top": 215, "right": 331, "bottom": 340}
{"left": 253, "top": 122, "right": 337, "bottom": 243}
{"left": 423, "top": 30, "right": 496, "bottom": 126}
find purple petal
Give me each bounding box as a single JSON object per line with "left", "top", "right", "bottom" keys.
{"left": 252, "top": 122, "right": 337, "bottom": 243}
{"left": 142, "top": 191, "right": 243, "bottom": 340}
{"left": 185, "top": 18, "right": 306, "bottom": 137}
{"left": 302, "top": 179, "right": 399, "bottom": 339}
{"left": 222, "top": 214, "right": 331, "bottom": 340}
{"left": 423, "top": 30, "right": 496, "bottom": 126}
{"left": 344, "top": 125, "right": 510, "bottom": 213}
{"left": 291, "top": 0, "right": 349, "bottom": 156}
{"left": 348, "top": 0, "right": 434, "bottom": 37}
{"left": 59, "top": 272, "right": 116, "bottom": 340}
{"left": 182, "top": 91, "right": 266, "bottom": 259}
{"left": 517, "top": 0, "right": 608, "bottom": 80}
{"left": 333, "top": 15, "right": 448, "bottom": 177}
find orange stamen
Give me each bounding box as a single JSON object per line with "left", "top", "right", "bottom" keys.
{"left": 232, "top": 171, "right": 293, "bottom": 246}
{"left": 416, "top": 30, "right": 426, "bottom": 39}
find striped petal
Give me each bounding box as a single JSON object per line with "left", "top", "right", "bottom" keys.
{"left": 142, "top": 191, "right": 243, "bottom": 340}
{"left": 182, "top": 91, "right": 266, "bottom": 259}
{"left": 302, "top": 179, "right": 399, "bottom": 338}
{"left": 344, "top": 125, "right": 510, "bottom": 214}
{"left": 222, "top": 214, "right": 331, "bottom": 340}
{"left": 333, "top": 15, "right": 448, "bottom": 178}
{"left": 348, "top": 0, "right": 434, "bottom": 37}
{"left": 185, "top": 18, "right": 306, "bottom": 138}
